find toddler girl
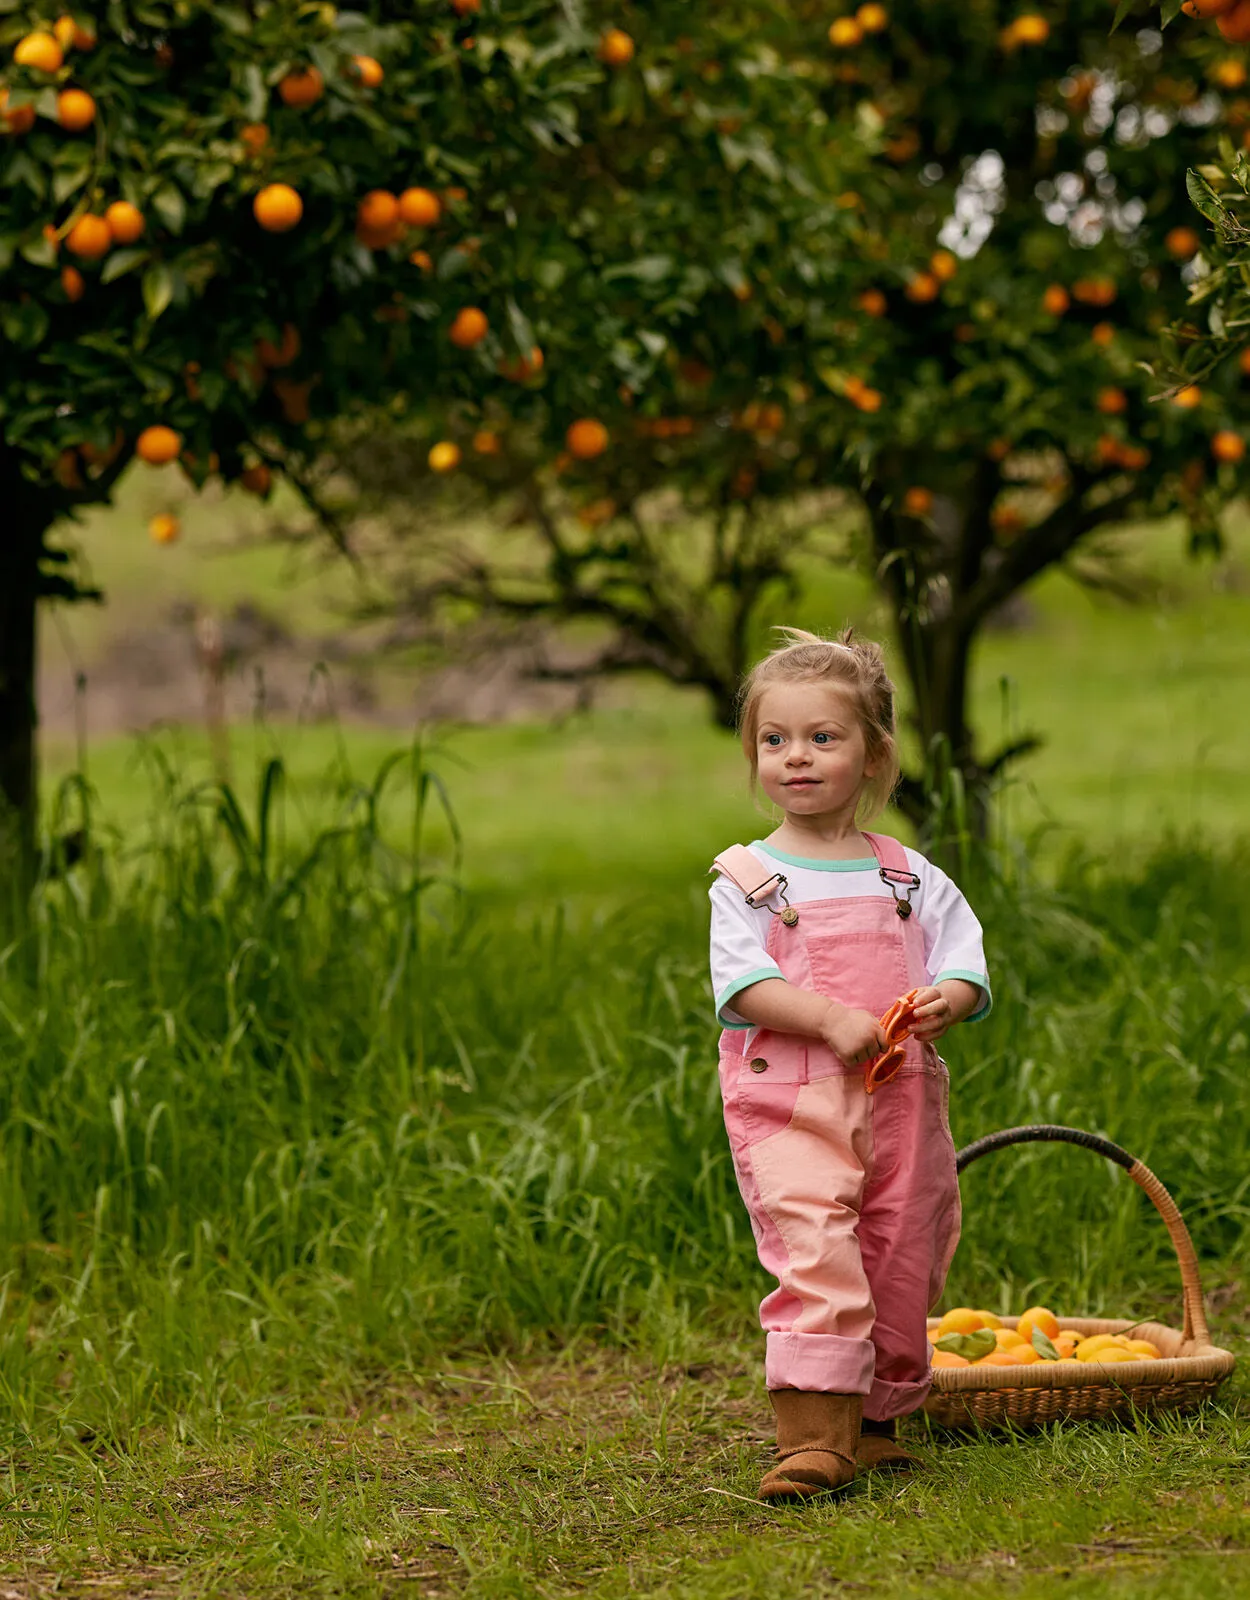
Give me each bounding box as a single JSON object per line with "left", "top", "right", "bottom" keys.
{"left": 708, "top": 627, "right": 990, "bottom": 1502}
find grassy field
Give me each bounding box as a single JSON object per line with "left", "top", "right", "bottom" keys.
{"left": 41, "top": 470, "right": 1250, "bottom": 877}
{"left": 5, "top": 484, "right": 1247, "bottom": 1595}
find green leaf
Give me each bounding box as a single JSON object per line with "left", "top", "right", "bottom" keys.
{"left": 1031, "top": 1326, "right": 1060, "bottom": 1361}
{"left": 142, "top": 262, "right": 174, "bottom": 321}
{"left": 602, "top": 255, "right": 674, "bottom": 284}
{"left": 935, "top": 1328, "right": 996, "bottom": 1361}
{"left": 19, "top": 234, "right": 58, "bottom": 269}
{"left": 152, "top": 184, "right": 187, "bottom": 235}
{"left": 504, "top": 295, "right": 536, "bottom": 356}
{"left": 1186, "top": 169, "right": 1226, "bottom": 228}
{"left": 1160, "top": 0, "right": 1185, "bottom": 26}
{"left": 101, "top": 247, "right": 150, "bottom": 283}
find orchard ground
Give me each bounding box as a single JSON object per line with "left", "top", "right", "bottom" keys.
{"left": 3, "top": 480, "right": 1247, "bottom": 1597}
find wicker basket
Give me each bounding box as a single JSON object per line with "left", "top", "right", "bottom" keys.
{"left": 924, "top": 1124, "right": 1237, "bottom": 1429}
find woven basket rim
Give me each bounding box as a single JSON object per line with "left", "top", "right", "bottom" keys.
{"left": 927, "top": 1314, "right": 1235, "bottom": 1392}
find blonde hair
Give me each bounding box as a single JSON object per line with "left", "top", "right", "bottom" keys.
{"left": 736, "top": 626, "right": 900, "bottom": 823}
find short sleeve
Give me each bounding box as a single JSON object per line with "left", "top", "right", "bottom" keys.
{"left": 911, "top": 854, "right": 992, "bottom": 1022}
{"left": 708, "top": 871, "right": 783, "bottom": 1028}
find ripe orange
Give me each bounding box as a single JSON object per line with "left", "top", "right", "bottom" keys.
{"left": 1218, "top": 0, "right": 1250, "bottom": 40}
{"left": 279, "top": 66, "right": 324, "bottom": 107}
{"left": 472, "top": 429, "right": 501, "bottom": 455}
{"left": 1172, "top": 384, "right": 1202, "bottom": 408}
{"left": 60, "top": 264, "right": 84, "bottom": 301}
{"left": 994, "top": 1328, "right": 1027, "bottom": 1349}
{"left": 1096, "top": 386, "right": 1128, "bottom": 415}
{"left": 1166, "top": 226, "right": 1201, "bottom": 259}
{"left": 148, "top": 513, "right": 180, "bottom": 544}
{"left": 857, "top": 288, "right": 887, "bottom": 317}
{"left": 500, "top": 345, "right": 544, "bottom": 381}
{"left": 930, "top": 1350, "right": 970, "bottom": 1368}
{"left": 934, "top": 1308, "right": 985, "bottom": 1337}
{"left": 1016, "top": 1307, "right": 1061, "bottom": 1343}
{"left": 357, "top": 217, "right": 402, "bottom": 249}
{"left": 1212, "top": 59, "right": 1247, "bottom": 89}
{"left": 905, "top": 271, "right": 940, "bottom": 303}
{"left": 971, "top": 1311, "right": 1004, "bottom": 1331}
{"left": 1009, "top": 1343, "right": 1042, "bottom": 1365}
{"left": 451, "top": 0, "right": 480, "bottom": 12}
{"left": 349, "top": 53, "right": 383, "bottom": 87}
{"left": 1, "top": 88, "right": 36, "bottom": 132}
{"left": 1183, "top": 0, "right": 1237, "bottom": 14}
{"left": 1072, "top": 276, "right": 1117, "bottom": 307}
{"left": 1091, "top": 321, "right": 1116, "bottom": 346}
{"left": 599, "top": 28, "right": 635, "bottom": 66}
{"left": 357, "top": 190, "right": 399, "bottom": 232}
{"left": 66, "top": 214, "right": 111, "bottom": 259}
{"left": 1041, "top": 284, "right": 1070, "bottom": 315}
{"left": 255, "top": 323, "right": 301, "bottom": 369}
{"left": 1013, "top": 15, "right": 1050, "bottom": 43}
{"left": 449, "top": 306, "right": 489, "bottom": 348}
{"left": 136, "top": 425, "right": 182, "bottom": 465}
{"left": 14, "top": 32, "right": 64, "bottom": 71}
{"left": 828, "top": 17, "right": 864, "bottom": 46}
{"left": 56, "top": 89, "right": 96, "bottom": 130}
{"left": 409, "top": 248, "right": 433, "bottom": 272}
{"left": 566, "top": 418, "right": 609, "bottom": 459}
{"left": 105, "top": 201, "right": 145, "bottom": 244}
{"left": 428, "top": 440, "right": 461, "bottom": 472}
{"left": 241, "top": 463, "right": 272, "bottom": 496}
{"left": 54, "top": 14, "right": 95, "bottom": 50}
{"left": 902, "top": 486, "right": 933, "bottom": 516}
{"left": 240, "top": 122, "right": 269, "bottom": 154}
{"left": 1212, "top": 429, "right": 1245, "bottom": 463}
{"left": 930, "top": 249, "right": 958, "bottom": 282}
{"left": 399, "top": 186, "right": 441, "bottom": 227}
{"left": 850, "top": 383, "right": 882, "bottom": 412}
{"left": 857, "top": 3, "right": 889, "bottom": 30}
{"left": 254, "top": 183, "right": 303, "bottom": 232}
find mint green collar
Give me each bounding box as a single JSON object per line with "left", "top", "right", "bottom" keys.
{"left": 753, "top": 840, "right": 878, "bottom": 871}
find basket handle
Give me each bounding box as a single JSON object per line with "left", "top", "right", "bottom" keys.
{"left": 955, "top": 1123, "right": 1211, "bottom": 1347}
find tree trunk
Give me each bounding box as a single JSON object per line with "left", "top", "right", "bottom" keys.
{"left": 0, "top": 468, "right": 46, "bottom": 904}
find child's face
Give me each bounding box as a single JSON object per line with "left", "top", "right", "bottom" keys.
{"left": 754, "top": 682, "right": 874, "bottom": 819}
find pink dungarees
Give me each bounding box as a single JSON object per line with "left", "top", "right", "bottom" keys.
{"left": 713, "top": 831, "right": 961, "bottom": 1421}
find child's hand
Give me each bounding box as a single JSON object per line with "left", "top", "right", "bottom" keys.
{"left": 907, "top": 985, "right": 952, "bottom": 1042}
{"left": 820, "top": 1003, "right": 887, "bottom": 1068}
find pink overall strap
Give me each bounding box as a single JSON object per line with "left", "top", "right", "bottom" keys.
{"left": 709, "top": 844, "right": 788, "bottom": 908}
{"left": 860, "top": 830, "right": 911, "bottom": 874}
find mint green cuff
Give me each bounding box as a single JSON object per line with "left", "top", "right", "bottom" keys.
{"left": 934, "top": 969, "right": 992, "bottom": 1023}
{"left": 715, "top": 966, "right": 783, "bottom": 1027}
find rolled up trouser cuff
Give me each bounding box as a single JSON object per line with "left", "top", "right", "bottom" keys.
{"left": 765, "top": 1331, "right": 875, "bottom": 1395}
{"left": 865, "top": 1372, "right": 933, "bottom": 1421}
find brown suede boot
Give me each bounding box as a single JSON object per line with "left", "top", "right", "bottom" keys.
{"left": 856, "top": 1415, "right": 924, "bottom": 1472}
{"left": 757, "top": 1390, "right": 862, "bottom": 1502}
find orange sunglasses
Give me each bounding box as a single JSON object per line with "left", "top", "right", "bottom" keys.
{"left": 864, "top": 987, "right": 921, "bottom": 1093}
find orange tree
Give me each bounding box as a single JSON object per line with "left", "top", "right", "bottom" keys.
{"left": 337, "top": 0, "right": 1248, "bottom": 835}
{"left": 0, "top": 1, "right": 865, "bottom": 876}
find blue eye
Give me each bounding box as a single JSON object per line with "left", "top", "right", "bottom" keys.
{"left": 764, "top": 734, "right": 782, "bottom": 746}
{"left": 813, "top": 732, "right": 829, "bottom": 744}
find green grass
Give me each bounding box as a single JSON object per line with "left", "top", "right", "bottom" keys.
{"left": 1, "top": 741, "right": 1248, "bottom": 1594}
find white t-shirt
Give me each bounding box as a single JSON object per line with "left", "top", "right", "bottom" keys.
{"left": 709, "top": 838, "right": 991, "bottom": 1043}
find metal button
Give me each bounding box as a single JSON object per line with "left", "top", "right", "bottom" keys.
{"left": 749, "top": 1058, "right": 768, "bottom": 1074}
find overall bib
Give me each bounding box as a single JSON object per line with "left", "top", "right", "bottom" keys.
{"left": 714, "top": 831, "right": 961, "bottom": 1421}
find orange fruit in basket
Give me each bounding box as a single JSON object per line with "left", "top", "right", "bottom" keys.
{"left": 934, "top": 1308, "right": 985, "bottom": 1337}
{"left": 1009, "top": 1343, "right": 1043, "bottom": 1365}
{"left": 931, "top": 1350, "right": 970, "bottom": 1368}
{"left": 973, "top": 1350, "right": 1021, "bottom": 1367}
{"left": 972, "top": 1310, "right": 1003, "bottom": 1330}
{"left": 995, "top": 1329, "right": 1027, "bottom": 1349}
{"left": 1016, "top": 1306, "right": 1060, "bottom": 1342}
